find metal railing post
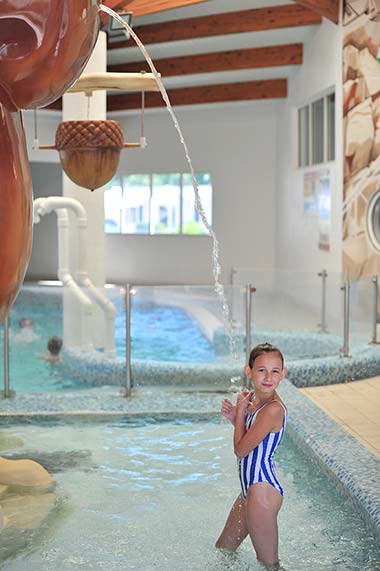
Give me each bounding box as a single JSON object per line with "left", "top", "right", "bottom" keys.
{"left": 370, "top": 275, "right": 380, "bottom": 345}
{"left": 245, "top": 284, "right": 256, "bottom": 388}
{"left": 317, "top": 269, "right": 328, "bottom": 332}
{"left": 1, "top": 316, "right": 14, "bottom": 399}
{"left": 340, "top": 280, "right": 351, "bottom": 358}
{"left": 124, "top": 284, "right": 132, "bottom": 397}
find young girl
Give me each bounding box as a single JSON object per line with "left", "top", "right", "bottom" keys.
{"left": 215, "top": 342, "right": 287, "bottom": 571}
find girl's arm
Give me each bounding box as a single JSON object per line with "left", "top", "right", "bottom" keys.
{"left": 234, "top": 401, "right": 284, "bottom": 459}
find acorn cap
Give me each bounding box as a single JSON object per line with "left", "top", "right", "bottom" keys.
{"left": 55, "top": 119, "right": 124, "bottom": 149}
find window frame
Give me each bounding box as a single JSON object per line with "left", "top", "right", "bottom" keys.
{"left": 104, "top": 172, "right": 213, "bottom": 236}
{"left": 297, "top": 89, "right": 335, "bottom": 168}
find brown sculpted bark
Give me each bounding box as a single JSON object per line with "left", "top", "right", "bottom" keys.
{"left": 0, "top": 0, "right": 100, "bottom": 111}
{"left": 0, "top": 105, "right": 33, "bottom": 322}
{"left": 0, "top": 1, "right": 101, "bottom": 320}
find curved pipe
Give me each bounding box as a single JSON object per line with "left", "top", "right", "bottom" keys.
{"left": 33, "top": 197, "right": 115, "bottom": 356}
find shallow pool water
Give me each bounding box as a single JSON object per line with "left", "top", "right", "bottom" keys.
{"left": 0, "top": 416, "right": 379, "bottom": 571}
{"left": 1, "top": 293, "right": 215, "bottom": 392}
{"left": 115, "top": 297, "right": 215, "bottom": 363}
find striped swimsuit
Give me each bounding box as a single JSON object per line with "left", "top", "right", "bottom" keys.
{"left": 238, "top": 401, "right": 287, "bottom": 499}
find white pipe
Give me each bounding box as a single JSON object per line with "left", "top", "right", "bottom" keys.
{"left": 33, "top": 197, "right": 116, "bottom": 354}
{"left": 33, "top": 198, "right": 94, "bottom": 352}
{"left": 76, "top": 273, "right": 116, "bottom": 357}
{"left": 58, "top": 271, "right": 94, "bottom": 352}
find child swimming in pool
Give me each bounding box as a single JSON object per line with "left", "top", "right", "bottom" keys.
{"left": 43, "top": 336, "right": 63, "bottom": 363}
{"left": 215, "top": 342, "right": 287, "bottom": 571}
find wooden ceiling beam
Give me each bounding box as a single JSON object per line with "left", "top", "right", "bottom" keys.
{"left": 123, "top": 0, "right": 210, "bottom": 17}
{"left": 107, "top": 79, "right": 288, "bottom": 110}
{"left": 102, "top": 0, "right": 130, "bottom": 10}
{"left": 108, "top": 4, "right": 322, "bottom": 50}
{"left": 45, "top": 79, "right": 288, "bottom": 111}
{"left": 292, "top": 0, "right": 339, "bottom": 24}
{"left": 108, "top": 44, "right": 303, "bottom": 75}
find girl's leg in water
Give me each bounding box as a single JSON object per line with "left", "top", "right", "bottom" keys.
{"left": 246, "top": 483, "right": 283, "bottom": 567}
{"left": 215, "top": 493, "right": 248, "bottom": 551}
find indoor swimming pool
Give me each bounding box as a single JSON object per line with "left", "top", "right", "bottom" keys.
{"left": 0, "top": 415, "right": 379, "bottom": 571}
{"left": 3, "top": 284, "right": 377, "bottom": 392}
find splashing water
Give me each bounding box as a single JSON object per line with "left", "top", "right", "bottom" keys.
{"left": 100, "top": 5, "right": 237, "bottom": 359}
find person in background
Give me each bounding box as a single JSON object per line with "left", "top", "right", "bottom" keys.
{"left": 18, "top": 318, "right": 33, "bottom": 329}
{"left": 12, "top": 318, "right": 40, "bottom": 343}
{"left": 43, "top": 336, "right": 63, "bottom": 363}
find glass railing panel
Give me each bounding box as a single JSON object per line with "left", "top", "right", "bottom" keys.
{"left": 127, "top": 284, "right": 246, "bottom": 390}
{"left": 128, "top": 284, "right": 245, "bottom": 362}
{"left": 60, "top": 282, "right": 126, "bottom": 391}
{"left": 232, "top": 268, "right": 345, "bottom": 360}
{"left": 4, "top": 274, "right": 377, "bottom": 397}
{"left": 349, "top": 275, "right": 376, "bottom": 347}
{"left": 0, "top": 281, "right": 127, "bottom": 394}
{"left": 233, "top": 267, "right": 331, "bottom": 331}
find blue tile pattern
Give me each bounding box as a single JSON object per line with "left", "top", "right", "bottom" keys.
{"left": 61, "top": 340, "right": 380, "bottom": 389}
{"left": 0, "top": 379, "right": 378, "bottom": 537}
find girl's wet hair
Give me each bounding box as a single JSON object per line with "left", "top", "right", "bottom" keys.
{"left": 248, "top": 342, "right": 284, "bottom": 368}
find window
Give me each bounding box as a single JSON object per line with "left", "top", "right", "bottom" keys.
{"left": 104, "top": 173, "right": 212, "bottom": 235}
{"left": 298, "top": 106, "right": 309, "bottom": 168}
{"left": 367, "top": 188, "right": 380, "bottom": 252}
{"left": 297, "top": 90, "right": 335, "bottom": 167}
{"left": 326, "top": 93, "right": 335, "bottom": 162}
{"left": 312, "top": 98, "right": 324, "bottom": 164}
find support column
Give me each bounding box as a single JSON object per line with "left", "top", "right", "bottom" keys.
{"left": 62, "top": 31, "right": 107, "bottom": 349}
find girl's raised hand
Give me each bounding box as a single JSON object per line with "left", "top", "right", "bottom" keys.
{"left": 236, "top": 390, "right": 251, "bottom": 413}
{"left": 221, "top": 399, "right": 236, "bottom": 424}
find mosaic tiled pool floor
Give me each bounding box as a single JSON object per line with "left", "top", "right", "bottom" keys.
{"left": 0, "top": 380, "right": 379, "bottom": 538}
{"left": 301, "top": 376, "right": 380, "bottom": 456}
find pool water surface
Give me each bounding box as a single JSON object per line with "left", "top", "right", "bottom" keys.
{"left": 0, "top": 416, "right": 379, "bottom": 571}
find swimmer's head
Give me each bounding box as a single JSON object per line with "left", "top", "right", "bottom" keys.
{"left": 19, "top": 318, "right": 33, "bottom": 329}
{"left": 47, "top": 336, "right": 63, "bottom": 356}
{"left": 248, "top": 342, "right": 284, "bottom": 369}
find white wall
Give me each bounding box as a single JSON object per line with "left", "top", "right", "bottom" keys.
{"left": 276, "top": 19, "right": 343, "bottom": 278}
{"left": 23, "top": 109, "right": 61, "bottom": 164}
{"left": 27, "top": 161, "right": 62, "bottom": 280}
{"left": 26, "top": 36, "right": 342, "bottom": 287}
{"left": 107, "top": 101, "right": 279, "bottom": 284}
{"left": 23, "top": 109, "right": 62, "bottom": 280}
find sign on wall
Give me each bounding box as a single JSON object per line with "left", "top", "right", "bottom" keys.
{"left": 304, "top": 170, "right": 331, "bottom": 251}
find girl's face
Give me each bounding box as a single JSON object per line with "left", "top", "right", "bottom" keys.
{"left": 245, "top": 352, "right": 286, "bottom": 395}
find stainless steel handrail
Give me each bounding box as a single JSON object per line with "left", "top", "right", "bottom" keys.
{"left": 370, "top": 275, "right": 379, "bottom": 345}
{"left": 124, "top": 284, "right": 132, "bottom": 397}
{"left": 2, "top": 316, "right": 11, "bottom": 398}
{"left": 318, "top": 269, "right": 328, "bottom": 332}
{"left": 245, "top": 284, "right": 256, "bottom": 388}
{"left": 340, "top": 281, "right": 351, "bottom": 358}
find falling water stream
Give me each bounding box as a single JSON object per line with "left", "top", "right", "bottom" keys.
{"left": 100, "top": 5, "right": 237, "bottom": 360}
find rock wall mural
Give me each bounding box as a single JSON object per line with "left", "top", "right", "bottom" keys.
{"left": 343, "top": 0, "right": 380, "bottom": 278}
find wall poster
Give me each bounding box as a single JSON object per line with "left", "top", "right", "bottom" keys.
{"left": 304, "top": 170, "right": 331, "bottom": 251}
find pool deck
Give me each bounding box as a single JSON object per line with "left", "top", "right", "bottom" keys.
{"left": 300, "top": 376, "right": 380, "bottom": 457}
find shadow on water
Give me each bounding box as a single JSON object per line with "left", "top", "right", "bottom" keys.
{"left": 1, "top": 450, "right": 97, "bottom": 473}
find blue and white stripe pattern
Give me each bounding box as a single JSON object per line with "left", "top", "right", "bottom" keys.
{"left": 238, "top": 401, "right": 287, "bottom": 499}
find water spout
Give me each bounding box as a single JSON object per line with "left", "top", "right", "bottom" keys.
{"left": 99, "top": 5, "right": 236, "bottom": 358}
